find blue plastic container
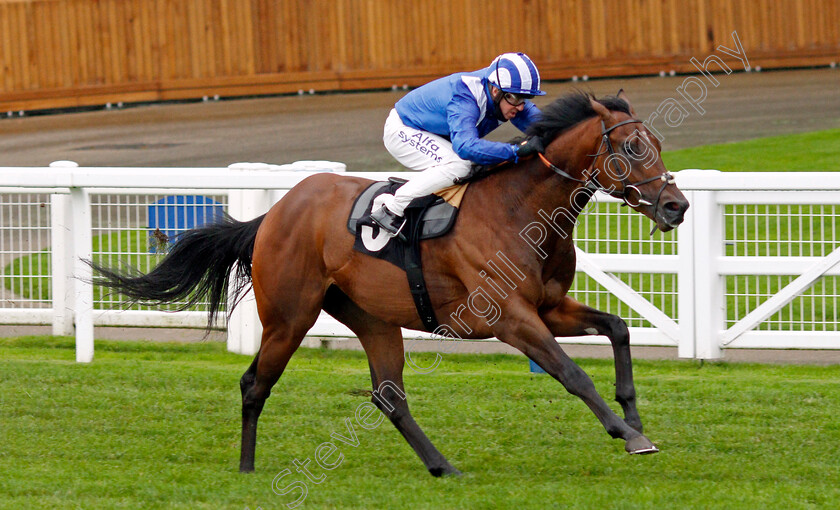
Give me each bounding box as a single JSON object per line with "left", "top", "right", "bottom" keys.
{"left": 529, "top": 359, "right": 547, "bottom": 374}
{"left": 148, "top": 195, "right": 224, "bottom": 252}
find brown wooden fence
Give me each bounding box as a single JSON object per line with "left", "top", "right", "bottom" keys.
{"left": 1, "top": 0, "right": 838, "bottom": 112}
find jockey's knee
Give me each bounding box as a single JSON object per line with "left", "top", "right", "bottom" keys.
{"left": 435, "top": 160, "right": 473, "bottom": 180}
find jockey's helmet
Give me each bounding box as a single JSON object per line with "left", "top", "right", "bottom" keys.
{"left": 487, "top": 52, "right": 546, "bottom": 97}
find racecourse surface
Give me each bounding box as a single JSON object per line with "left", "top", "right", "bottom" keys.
{"left": 2, "top": 67, "right": 839, "bottom": 363}
{"left": 1, "top": 68, "right": 839, "bottom": 170}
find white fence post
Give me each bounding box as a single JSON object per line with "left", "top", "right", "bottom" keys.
{"left": 50, "top": 193, "right": 75, "bottom": 336}
{"left": 70, "top": 187, "right": 94, "bottom": 362}
{"left": 226, "top": 164, "right": 273, "bottom": 355}
{"left": 49, "top": 160, "right": 79, "bottom": 336}
{"left": 677, "top": 190, "right": 697, "bottom": 358}
{"left": 691, "top": 189, "right": 725, "bottom": 359}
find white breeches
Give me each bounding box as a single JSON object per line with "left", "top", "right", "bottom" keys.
{"left": 381, "top": 108, "right": 472, "bottom": 216}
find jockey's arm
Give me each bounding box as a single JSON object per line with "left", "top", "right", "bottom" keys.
{"left": 446, "top": 93, "right": 518, "bottom": 166}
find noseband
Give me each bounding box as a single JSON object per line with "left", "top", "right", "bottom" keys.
{"left": 537, "top": 117, "right": 676, "bottom": 231}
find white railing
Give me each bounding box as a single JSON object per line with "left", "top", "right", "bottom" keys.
{"left": 2, "top": 165, "right": 839, "bottom": 362}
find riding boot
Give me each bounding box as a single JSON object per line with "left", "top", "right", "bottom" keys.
{"left": 371, "top": 205, "right": 406, "bottom": 237}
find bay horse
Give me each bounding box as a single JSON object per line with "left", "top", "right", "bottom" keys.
{"left": 92, "top": 90, "right": 689, "bottom": 476}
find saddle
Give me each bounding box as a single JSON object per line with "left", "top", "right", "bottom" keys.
{"left": 346, "top": 178, "right": 464, "bottom": 240}
{"left": 347, "top": 178, "right": 467, "bottom": 333}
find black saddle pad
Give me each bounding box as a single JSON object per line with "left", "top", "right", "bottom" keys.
{"left": 347, "top": 179, "right": 459, "bottom": 268}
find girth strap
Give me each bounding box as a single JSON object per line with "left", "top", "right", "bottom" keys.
{"left": 402, "top": 197, "right": 440, "bottom": 333}
{"left": 404, "top": 249, "right": 439, "bottom": 332}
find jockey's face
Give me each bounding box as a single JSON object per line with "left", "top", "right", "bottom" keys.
{"left": 491, "top": 86, "right": 525, "bottom": 120}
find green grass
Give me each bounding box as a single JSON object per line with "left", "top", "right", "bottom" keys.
{"left": 661, "top": 128, "right": 840, "bottom": 172}
{"left": 2, "top": 337, "right": 840, "bottom": 509}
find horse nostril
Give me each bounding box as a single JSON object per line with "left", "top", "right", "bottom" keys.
{"left": 662, "top": 201, "right": 689, "bottom": 225}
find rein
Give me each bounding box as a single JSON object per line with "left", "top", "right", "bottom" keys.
{"left": 536, "top": 117, "right": 677, "bottom": 234}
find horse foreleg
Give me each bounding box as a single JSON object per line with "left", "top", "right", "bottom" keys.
{"left": 498, "top": 310, "right": 657, "bottom": 454}
{"left": 540, "top": 296, "right": 644, "bottom": 433}
{"left": 323, "top": 288, "right": 460, "bottom": 476}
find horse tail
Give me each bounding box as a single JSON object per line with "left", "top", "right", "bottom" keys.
{"left": 90, "top": 214, "right": 266, "bottom": 330}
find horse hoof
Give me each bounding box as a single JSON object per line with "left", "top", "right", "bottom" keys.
{"left": 429, "top": 466, "right": 462, "bottom": 477}
{"left": 625, "top": 436, "right": 659, "bottom": 455}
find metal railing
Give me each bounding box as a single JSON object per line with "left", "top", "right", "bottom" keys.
{"left": 2, "top": 165, "right": 839, "bottom": 361}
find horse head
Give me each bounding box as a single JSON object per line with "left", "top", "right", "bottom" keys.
{"left": 536, "top": 91, "right": 689, "bottom": 232}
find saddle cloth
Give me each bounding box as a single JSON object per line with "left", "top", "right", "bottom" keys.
{"left": 347, "top": 179, "right": 465, "bottom": 267}
{"left": 346, "top": 179, "right": 467, "bottom": 332}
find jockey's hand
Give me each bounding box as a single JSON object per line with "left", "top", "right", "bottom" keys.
{"left": 515, "top": 136, "right": 544, "bottom": 159}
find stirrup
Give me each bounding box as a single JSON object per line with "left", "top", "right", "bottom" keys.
{"left": 370, "top": 206, "right": 406, "bottom": 237}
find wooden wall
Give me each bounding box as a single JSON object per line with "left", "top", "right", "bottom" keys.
{"left": 1, "top": 0, "right": 838, "bottom": 111}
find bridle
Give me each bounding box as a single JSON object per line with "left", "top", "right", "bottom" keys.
{"left": 536, "top": 117, "right": 676, "bottom": 229}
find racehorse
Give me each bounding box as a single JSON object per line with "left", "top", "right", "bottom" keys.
{"left": 91, "top": 90, "right": 689, "bottom": 476}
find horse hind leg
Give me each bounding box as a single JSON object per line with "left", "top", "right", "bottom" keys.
{"left": 239, "top": 281, "right": 326, "bottom": 472}
{"left": 239, "top": 325, "right": 309, "bottom": 473}
{"left": 238, "top": 352, "right": 260, "bottom": 472}
{"left": 239, "top": 221, "right": 334, "bottom": 472}
{"left": 366, "top": 350, "right": 461, "bottom": 477}
{"left": 322, "top": 287, "right": 460, "bottom": 476}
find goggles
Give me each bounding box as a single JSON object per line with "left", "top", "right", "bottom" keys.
{"left": 502, "top": 92, "right": 532, "bottom": 107}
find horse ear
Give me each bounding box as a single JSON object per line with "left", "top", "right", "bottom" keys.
{"left": 617, "top": 89, "right": 637, "bottom": 117}
{"left": 589, "top": 95, "right": 612, "bottom": 122}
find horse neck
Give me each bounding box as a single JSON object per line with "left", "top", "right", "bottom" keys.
{"left": 470, "top": 118, "right": 601, "bottom": 274}
{"left": 517, "top": 118, "right": 600, "bottom": 237}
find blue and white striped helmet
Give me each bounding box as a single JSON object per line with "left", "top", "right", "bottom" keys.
{"left": 487, "top": 52, "right": 546, "bottom": 96}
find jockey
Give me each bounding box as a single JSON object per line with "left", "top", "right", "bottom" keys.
{"left": 372, "top": 52, "right": 547, "bottom": 236}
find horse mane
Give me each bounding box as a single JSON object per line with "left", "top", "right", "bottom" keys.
{"left": 464, "top": 91, "right": 631, "bottom": 181}
{"left": 526, "top": 90, "right": 631, "bottom": 144}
